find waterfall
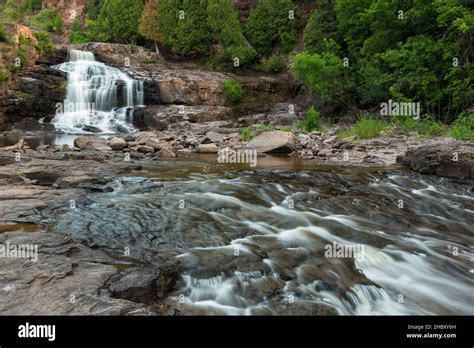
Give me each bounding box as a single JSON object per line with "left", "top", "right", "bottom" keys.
{"left": 52, "top": 49, "right": 144, "bottom": 134}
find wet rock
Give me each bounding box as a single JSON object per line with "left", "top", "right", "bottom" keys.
{"left": 107, "top": 267, "right": 178, "bottom": 304}
{"left": 109, "top": 137, "right": 128, "bottom": 150}
{"left": 397, "top": 143, "right": 474, "bottom": 179}
{"left": 74, "top": 137, "right": 112, "bottom": 151}
{"left": 0, "top": 231, "right": 157, "bottom": 315}
{"left": 134, "top": 145, "right": 155, "bottom": 154}
{"left": 157, "top": 146, "right": 177, "bottom": 158}
{"left": 246, "top": 131, "right": 295, "bottom": 153}
{"left": 202, "top": 131, "right": 224, "bottom": 144}
{"left": 83, "top": 125, "right": 102, "bottom": 133}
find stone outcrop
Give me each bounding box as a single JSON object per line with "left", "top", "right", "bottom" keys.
{"left": 246, "top": 131, "right": 296, "bottom": 153}
{"left": 397, "top": 143, "right": 474, "bottom": 180}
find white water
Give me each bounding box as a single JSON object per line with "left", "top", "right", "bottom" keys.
{"left": 52, "top": 49, "right": 144, "bottom": 134}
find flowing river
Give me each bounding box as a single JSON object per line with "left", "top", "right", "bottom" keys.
{"left": 45, "top": 157, "right": 474, "bottom": 315}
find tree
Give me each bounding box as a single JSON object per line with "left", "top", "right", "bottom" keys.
{"left": 245, "top": 0, "right": 297, "bottom": 55}
{"left": 207, "top": 0, "right": 256, "bottom": 66}
{"left": 138, "top": 0, "right": 165, "bottom": 56}
{"left": 159, "top": 0, "right": 212, "bottom": 56}
{"left": 90, "top": 0, "right": 145, "bottom": 43}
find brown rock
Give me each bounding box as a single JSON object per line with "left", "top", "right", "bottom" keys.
{"left": 246, "top": 131, "right": 295, "bottom": 153}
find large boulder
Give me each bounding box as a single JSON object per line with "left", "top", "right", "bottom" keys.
{"left": 74, "top": 137, "right": 112, "bottom": 151}
{"left": 246, "top": 131, "right": 295, "bottom": 153}
{"left": 397, "top": 143, "right": 474, "bottom": 179}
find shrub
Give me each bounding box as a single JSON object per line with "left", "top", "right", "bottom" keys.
{"left": 29, "top": 9, "right": 62, "bottom": 32}
{"left": 253, "top": 124, "right": 275, "bottom": 131}
{"left": 223, "top": 80, "right": 244, "bottom": 103}
{"left": 69, "top": 20, "right": 88, "bottom": 44}
{"left": 245, "top": 0, "right": 297, "bottom": 55}
{"left": 159, "top": 0, "right": 212, "bottom": 56}
{"left": 0, "top": 23, "right": 7, "bottom": 42}
{"left": 296, "top": 107, "right": 321, "bottom": 132}
{"left": 304, "top": 0, "right": 339, "bottom": 54}
{"left": 353, "top": 115, "right": 386, "bottom": 139}
{"left": 207, "top": 0, "right": 256, "bottom": 66}
{"left": 33, "top": 31, "right": 54, "bottom": 55}
{"left": 259, "top": 55, "right": 286, "bottom": 73}
{"left": 90, "top": 0, "right": 145, "bottom": 43}
{"left": 240, "top": 128, "right": 256, "bottom": 141}
{"left": 450, "top": 113, "right": 474, "bottom": 140}
{"left": 0, "top": 70, "right": 7, "bottom": 85}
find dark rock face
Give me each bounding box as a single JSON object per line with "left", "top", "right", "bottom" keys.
{"left": 397, "top": 143, "right": 474, "bottom": 179}
{"left": 0, "top": 66, "right": 66, "bottom": 123}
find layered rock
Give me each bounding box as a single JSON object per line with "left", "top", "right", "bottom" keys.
{"left": 397, "top": 143, "right": 474, "bottom": 180}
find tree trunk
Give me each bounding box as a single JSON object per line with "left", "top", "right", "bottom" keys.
{"left": 154, "top": 41, "right": 161, "bottom": 58}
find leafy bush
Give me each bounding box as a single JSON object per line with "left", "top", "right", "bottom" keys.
{"left": 240, "top": 128, "right": 256, "bottom": 141}
{"left": 69, "top": 20, "right": 89, "bottom": 44}
{"left": 259, "top": 55, "right": 286, "bottom": 73}
{"left": 296, "top": 107, "right": 321, "bottom": 132}
{"left": 450, "top": 113, "right": 474, "bottom": 140}
{"left": 353, "top": 115, "right": 386, "bottom": 139}
{"left": 223, "top": 80, "right": 244, "bottom": 103}
{"left": 0, "top": 23, "right": 7, "bottom": 42}
{"left": 85, "top": 0, "right": 105, "bottom": 20}
{"left": 0, "top": 70, "right": 7, "bottom": 85}
{"left": 293, "top": 0, "right": 473, "bottom": 121}
{"left": 208, "top": 0, "right": 256, "bottom": 65}
{"left": 245, "top": 0, "right": 297, "bottom": 55}
{"left": 158, "top": 0, "right": 212, "bottom": 56}
{"left": 304, "top": 0, "right": 339, "bottom": 54}
{"left": 253, "top": 124, "right": 275, "bottom": 131}
{"left": 33, "top": 31, "right": 54, "bottom": 55}
{"left": 29, "top": 9, "right": 63, "bottom": 32}
{"left": 90, "top": 0, "right": 145, "bottom": 43}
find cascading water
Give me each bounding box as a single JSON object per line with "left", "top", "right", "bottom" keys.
{"left": 52, "top": 49, "right": 144, "bottom": 134}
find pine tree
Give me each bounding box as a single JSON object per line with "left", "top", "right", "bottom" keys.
{"left": 138, "top": 0, "right": 165, "bottom": 56}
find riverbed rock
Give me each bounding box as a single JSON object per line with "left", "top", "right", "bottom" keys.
{"left": 397, "top": 143, "right": 474, "bottom": 179}
{"left": 157, "top": 146, "right": 177, "bottom": 158}
{"left": 198, "top": 143, "right": 218, "bottom": 154}
{"left": 74, "top": 137, "right": 112, "bottom": 151}
{"left": 246, "top": 131, "right": 295, "bottom": 153}
{"left": 109, "top": 137, "right": 128, "bottom": 150}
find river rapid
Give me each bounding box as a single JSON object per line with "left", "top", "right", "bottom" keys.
{"left": 45, "top": 156, "right": 473, "bottom": 315}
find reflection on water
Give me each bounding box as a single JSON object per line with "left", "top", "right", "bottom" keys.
{"left": 48, "top": 159, "right": 474, "bottom": 316}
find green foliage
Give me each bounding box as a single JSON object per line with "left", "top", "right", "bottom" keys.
{"left": 0, "top": 70, "right": 7, "bottom": 85}
{"left": 207, "top": 0, "right": 256, "bottom": 65}
{"left": 90, "top": 0, "right": 145, "bottom": 43}
{"left": 16, "top": 47, "right": 28, "bottom": 68}
{"left": 258, "top": 55, "right": 286, "bottom": 73}
{"left": 245, "top": 0, "right": 297, "bottom": 55}
{"left": 223, "top": 80, "right": 244, "bottom": 103}
{"left": 3, "top": 0, "right": 30, "bottom": 22}
{"left": 85, "top": 0, "right": 105, "bottom": 20}
{"left": 293, "top": 0, "right": 473, "bottom": 121}
{"left": 33, "top": 31, "right": 54, "bottom": 55}
{"left": 29, "top": 9, "right": 63, "bottom": 33}
{"left": 304, "top": 0, "right": 340, "bottom": 54}
{"left": 353, "top": 115, "right": 386, "bottom": 139}
{"left": 292, "top": 51, "right": 352, "bottom": 107}
{"left": 450, "top": 113, "right": 474, "bottom": 140}
{"left": 139, "top": 0, "right": 165, "bottom": 50}
{"left": 69, "top": 20, "right": 89, "bottom": 44}
{"left": 296, "top": 107, "right": 321, "bottom": 132}
{"left": 0, "top": 23, "right": 7, "bottom": 42}
{"left": 240, "top": 128, "right": 256, "bottom": 141}
{"left": 393, "top": 116, "right": 446, "bottom": 137}
{"left": 253, "top": 124, "right": 275, "bottom": 131}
